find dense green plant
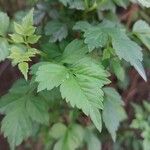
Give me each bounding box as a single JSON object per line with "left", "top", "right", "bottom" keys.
{"left": 0, "top": 0, "right": 150, "bottom": 149}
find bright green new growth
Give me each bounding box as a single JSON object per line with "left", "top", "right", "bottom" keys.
{"left": 8, "top": 9, "right": 40, "bottom": 80}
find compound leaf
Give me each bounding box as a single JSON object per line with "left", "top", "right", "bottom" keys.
{"left": 76, "top": 21, "right": 146, "bottom": 81}
{"left": 0, "top": 80, "right": 49, "bottom": 149}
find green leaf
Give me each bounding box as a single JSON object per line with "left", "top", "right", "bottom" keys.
{"left": 102, "top": 87, "right": 126, "bottom": 141}
{"left": 89, "top": 108, "right": 102, "bottom": 133}
{"left": 8, "top": 46, "right": 38, "bottom": 80}
{"left": 59, "top": 0, "right": 85, "bottom": 10}
{"left": 137, "top": 0, "right": 150, "bottom": 7}
{"left": 13, "top": 9, "right": 35, "bottom": 36}
{"left": 133, "top": 20, "right": 150, "bottom": 50}
{"left": 35, "top": 54, "right": 110, "bottom": 132}
{"left": 35, "top": 63, "right": 69, "bottom": 92}
{"left": 53, "top": 124, "right": 84, "bottom": 150}
{"left": 26, "top": 95, "right": 49, "bottom": 125}
{"left": 40, "top": 43, "right": 62, "bottom": 60}
{"left": 44, "top": 21, "right": 68, "bottom": 42}
{"left": 75, "top": 21, "right": 146, "bottom": 80}
{"left": 60, "top": 57, "right": 110, "bottom": 132}
{"left": 0, "top": 12, "right": 10, "bottom": 36}
{"left": 8, "top": 46, "right": 38, "bottom": 65}
{"left": 84, "top": 128, "right": 101, "bottom": 150}
{"left": 1, "top": 104, "right": 33, "bottom": 150}
{"left": 0, "top": 80, "right": 49, "bottom": 149}
{"left": 68, "top": 0, "right": 85, "bottom": 10}
{"left": 73, "top": 21, "right": 92, "bottom": 32}
{"left": 27, "top": 35, "right": 41, "bottom": 44}
{"left": 111, "top": 58, "right": 125, "bottom": 81}
{"left": 10, "top": 34, "right": 24, "bottom": 43}
{"left": 102, "top": 48, "right": 111, "bottom": 60}
{"left": 22, "top": 9, "right": 34, "bottom": 27}
{"left": 111, "top": 29, "right": 147, "bottom": 81}
{"left": 0, "top": 38, "right": 10, "bottom": 62}
{"left": 18, "top": 62, "right": 29, "bottom": 80}
{"left": 61, "top": 39, "right": 88, "bottom": 64}
{"left": 84, "top": 26, "right": 108, "bottom": 51}
{"left": 50, "top": 123, "right": 67, "bottom": 139}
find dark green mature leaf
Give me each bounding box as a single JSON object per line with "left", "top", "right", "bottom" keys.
{"left": 0, "top": 80, "right": 49, "bottom": 149}
{"left": 44, "top": 21, "right": 68, "bottom": 42}
{"left": 73, "top": 21, "right": 92, "bottom": 32}
{"left": 102, "top": 87, "right": 126, "bottom": 141}
{"left": 40, "top": 43, "right": 62, "bottom": 60}
{"left": 74, "top": 21, "right": 146, "bottom": 81}
{"left": 133, "top": 20, "right": 150, "bottom": 50}
{"left": 0, "top": 38, "right": 9, "bottom": 62}
{"left": 0, "top": 12, "right": 10, "bottom": 36}
{"left": 110, "top": 29, "right": 147, "bottom": 81}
